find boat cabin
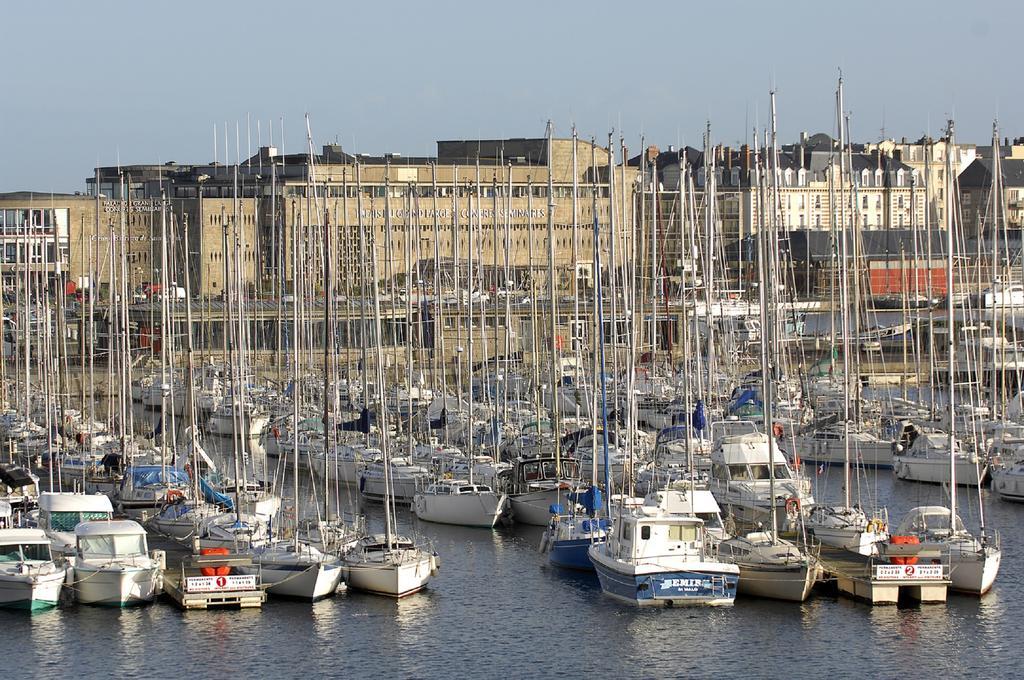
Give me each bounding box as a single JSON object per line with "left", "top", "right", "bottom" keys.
{"left": 75, "top": 520, "right": 150, "bottom": 561}
{"left": 607, "top": 508, "right": 708, "bottom": 562}
{"left": 422, "top": 480, "right": 494, "bottom": 495}
{"left": 0, "top": 528, "right": 54, "bottom": 564}
{"left": 38, "top": 493, "right": 114, "bottom": 533}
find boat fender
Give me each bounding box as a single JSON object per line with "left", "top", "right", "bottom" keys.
{"left": 867, "top": 519, "right": 886, "bottom": 534}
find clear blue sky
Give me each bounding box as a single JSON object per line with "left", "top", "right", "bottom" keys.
{"left": 1, "top": 0, "right": 1019, "bottom": 192}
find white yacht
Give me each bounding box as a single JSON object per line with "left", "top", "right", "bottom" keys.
{"left": 240, "top": 540, "right": 344, "bottom": 600}
{"left": 892, "top": 432, "right": 987, "bottom": 486}
{"left": 72, "top": 520, "right": 163, "bottom": 606}
{"left": 805, "top": 505, "right": 888, "bottom": 556}
{"left": 892, "top": 506, "right": 1000, "bottom": 596}
{"left": 0, "top": 528, "right": 68, "bottom": 610}
{"left": 588, "top": 503, "right": 739, "bottom": 606}
{"left": 991, "top": 457, "right": 1024, "bottom": 502}
{"left": 708, "top": 431, "right": 814, "bottom": 533}
{"left": 413, "top": 480, "right": 506, "bottom": 528}
{"left": 35, "top": 492, "right": 114, "bottom": 556}
{"left": 794, "top": 423, "right": 895, "bottom": 469}
{"left": 498, "top": 456, "right": 582, "bottom": 527}
{"left": 359, "top": 456, "right": 431, "bottom": 504}
{"left": 206, "top": 398, "right": 270, "bottom": 439}
{"left": 718, "top": 531, "right": 819, "bottom": 602}
{"left": 342, "top": 533, "right": 438, "bottom": 598}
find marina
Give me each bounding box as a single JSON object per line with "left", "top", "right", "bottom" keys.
{"left": 3, "top": 2, "right": 1024, "bottom": 671}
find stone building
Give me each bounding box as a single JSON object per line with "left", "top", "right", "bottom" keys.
{"left": 89, "top": 137, "right": 637, "bottom": 298}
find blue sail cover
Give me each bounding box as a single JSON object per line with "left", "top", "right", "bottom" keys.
{"left": 728, "top": 388, "right": 762, "bottom": 415}
{"left": 691, "top": 400, "right": 707, "bottom": 433}
{"left": 569, "top": 487, "right": 603, "bottom": 517}
{"left": 199, "top": 476, "right": 234, "bottom": 510}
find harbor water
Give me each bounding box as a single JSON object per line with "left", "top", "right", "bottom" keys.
{"left": 3, "top": 464, "right": 1018, "bottom": 678}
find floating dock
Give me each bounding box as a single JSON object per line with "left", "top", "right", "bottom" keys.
{"left": 818, "top": 545, "right": 951, "bottom": 605}
{"left": 163, "top": 553, "right": 266, "bottom": 610}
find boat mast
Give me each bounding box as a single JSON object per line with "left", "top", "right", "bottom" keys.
{"left": 945, "top": 119, "right": 958, "bottom": 523}
{"left": 545, "top": 122, "right": 561, "bottom": 484}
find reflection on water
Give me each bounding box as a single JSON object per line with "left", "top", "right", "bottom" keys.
{"left": 3, "top": 407, "right": 1022, "bottom": 675}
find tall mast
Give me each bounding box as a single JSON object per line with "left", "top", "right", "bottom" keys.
{"left": 545, "top": 122, "right": 561, "bottom": 477}
{"left": 945, "top": 119, "right": 958, "bottom": 523}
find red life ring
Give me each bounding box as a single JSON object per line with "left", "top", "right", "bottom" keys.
{"left": 165, "top": 489, "right": 185, "bottom": 503}
{"left": 772, "top": 423, "right": 784, "bottom": 438}
{"left": 785, "top": 496, "right": 801, "bottom": 514}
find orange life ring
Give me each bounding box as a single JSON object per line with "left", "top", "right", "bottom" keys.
{"left": 165, "top": 489, "right": 185, "bottom": 503}
{"left": 785, "top": 496, "right": 801, "bottom": 514}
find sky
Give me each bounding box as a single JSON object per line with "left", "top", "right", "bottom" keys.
{"left": 1, "top": 0, "right": 1020, "bottom": 193}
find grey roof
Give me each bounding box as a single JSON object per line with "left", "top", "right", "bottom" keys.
{"left": 958, "top": 158, "right": 1024, "bottom": 189}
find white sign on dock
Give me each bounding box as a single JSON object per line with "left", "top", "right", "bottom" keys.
{"left": 185, "top": 574, "right": 258, "bottom": 593}
{"left": 874, "top": 564, "right": 944, "bottom": 581}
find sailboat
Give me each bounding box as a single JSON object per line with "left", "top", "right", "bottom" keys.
{"left": 894, "top": 120, "right": 1001, "bottom": 596}
{"left": 804, "top": 80, "right": 890, "bottom": 556}
{"left": 413, "top": 163, "right": 507, "bottom": 529}
{"left": 719, "top": 108, "right": 819, "bottom": 602}
{"left": 342, "top": 160, "right": 438, "bottom": 597}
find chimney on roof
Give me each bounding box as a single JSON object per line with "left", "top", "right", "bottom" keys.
{"left": 798, "top": 137, "right": 805, "bottom": 169}
{"left": 668, "top": 144, "right": 676, "bottom": 153}
{"left": 725, "top": 147, "right": 732, "bottom": 170}
{"left": 646, "top": 145, "right": 659, "bottom": 163}
{"left": 742, "top": 144, "right": 751, "bottom": 174}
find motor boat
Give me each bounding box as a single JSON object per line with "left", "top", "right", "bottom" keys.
{"left": 35, "top": 492, "right": 114, "bottom": 556}
{"left": 588, "top": 502, "right": 738, "bottom": 606}
{"left": 71, "top": 520, "right": 163, "bottom": 606}
{"left": 0, "top": 528, "right": 67, "bottom": 610}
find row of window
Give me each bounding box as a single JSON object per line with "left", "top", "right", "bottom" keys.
{"left": 0, "top": 209, "right": 56, "bottom": 233}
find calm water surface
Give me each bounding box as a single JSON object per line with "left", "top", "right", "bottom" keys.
{"left": 5, "top": 423, "right": 1020, "bottom": 678}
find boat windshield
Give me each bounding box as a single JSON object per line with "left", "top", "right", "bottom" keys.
{"left": 79, "top": 534, "right": 147, "bottom": 559}
{"left": 49, "top": 511, "right": 112, "bottom": 532}
{"left": 0, "top": 543, "right": 50, "bottom": 562}
{"left": 728, "top": 465, "right": 750, "bottom": 480}
{"left": 697, "top": 513, "right": 723, "bottom": 530}
{"left": 773, "top": 465, "right": 791, "bottom": 479}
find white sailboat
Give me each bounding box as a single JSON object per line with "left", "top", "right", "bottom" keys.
{"left": 342, "top": 160, "right": 437, "bottom": 597}
{"left": 894, "top": 121, "right": 1001, "bottom": 596}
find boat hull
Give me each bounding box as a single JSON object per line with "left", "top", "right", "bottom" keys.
{"left": 0, "top": 570, "right": 65, "bottom": 611}
{"left": 413, "top": 492, "right": 505, "bottom": 528}
{"left": 509, "top": 489, "right": 563, "bottom": 527}
{"left": 548, "top": 538, "right": 599, "bottom": 571}
{"left": 893, "top": 458, "right": 986, "bottom": 486}
{"left": 950, "top": 547, "right": 1001, "bottom": 595}
{"left": 734, "top": 562, "right": 818, "bottom": 602}
{"left": 246, "top": 561, "right": 343, "bottom": 601}
{"left": 344, "top": 556, "right": 434, "bottom": 598}
{"left": 74, "top": 565, "right": 161, "bottom": 606}
{"left": 589, "top": 548, "right": 738, "bottom": 606}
